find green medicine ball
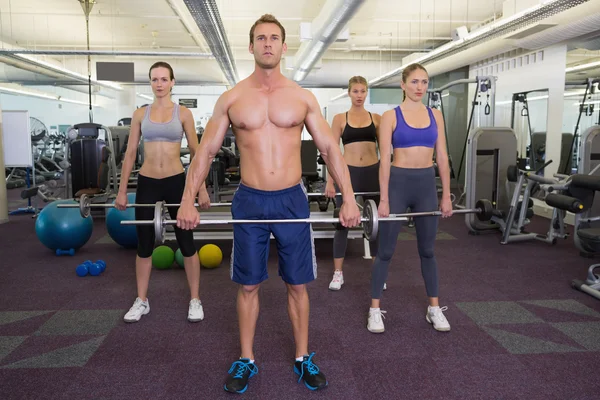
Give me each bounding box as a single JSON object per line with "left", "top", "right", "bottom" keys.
{"left": 152, "top": 246, "right": 175, "bottom": 269}
{"left": 175, "top": 248, "right": 185, "bottom": 268}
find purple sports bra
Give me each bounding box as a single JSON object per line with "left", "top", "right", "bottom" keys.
{"left": 391, "top": 106, "right": 438, "bottom": 149}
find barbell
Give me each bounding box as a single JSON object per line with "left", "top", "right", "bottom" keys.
{"left": 57, "top": 191, "right": 382, "bottom": 218}
{"left": 56, "top": 193, "right": 231, "bottom": 218}
{"left": 119, "top": 199, "right": 399, "bottom": 246}
{"left": 333, "top": 198, "right": 494, "bottom": 229}
{"left": 118, "top": 198, "right": 494, "bottom": 246}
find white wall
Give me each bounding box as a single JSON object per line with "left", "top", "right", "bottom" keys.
{"left": 0, "top": 92, "right": 116, "bottom": 130}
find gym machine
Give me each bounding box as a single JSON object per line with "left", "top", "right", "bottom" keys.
{"left": 63, "top": 123, "right": 119, "bottom": 206}
{"left": 498, "top": 160, "right": 572, "bottom": 245}
{"left": 543, "top": 173, "right": 600, "bottom": 301}
{"left": 464, "top": 127, "right": 518, "bottom": 234}
{"left": 578, "top": 125, "right": 600, "bottom": 217}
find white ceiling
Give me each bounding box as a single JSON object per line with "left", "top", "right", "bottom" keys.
{"left": 0, "top": 0, "right": 500, "bottom": 55}
{"left": 0, "top": 0, "right": 599, "bottom": 90}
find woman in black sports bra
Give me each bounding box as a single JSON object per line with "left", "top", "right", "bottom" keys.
{"left": 325, "top": 76, "right": 381, "bottom": 291}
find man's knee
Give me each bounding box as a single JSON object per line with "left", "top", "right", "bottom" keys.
{"left": 240, "top": 284, "right": 260, "bottom": 296}
{"left": 285, "top": 283, "right": 307, "bottom": 298}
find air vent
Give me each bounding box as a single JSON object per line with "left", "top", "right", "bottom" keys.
{"left": 424, "top": 0, "right": 589, "bottom": 66}
{"left": 516, "top": 11, "right": 600, "bottom": 50}
{"left": 183, "top": 0, "right": 238, "bottom": 86}
{"left": 569, "top": 32, "right": 600, "bottom": 50}
{"left": 504, "top": 24, "right": 558, "bottom": 39}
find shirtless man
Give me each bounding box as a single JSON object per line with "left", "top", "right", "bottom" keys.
{"left": 176, "top": 14, "right": 361, "bottom": 394}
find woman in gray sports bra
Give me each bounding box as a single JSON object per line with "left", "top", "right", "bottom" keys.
{"left": 115, "top": 61, "right": 210, "bottom": 324}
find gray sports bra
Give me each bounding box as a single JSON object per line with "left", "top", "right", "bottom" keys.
{"left": 141, "top": 103, "right": 184, "bottom": 143}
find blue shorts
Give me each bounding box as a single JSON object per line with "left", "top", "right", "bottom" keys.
{"left": 230, "top": 182, "right": 317, "bottom": 286}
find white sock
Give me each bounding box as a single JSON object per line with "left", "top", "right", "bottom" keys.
{"left": 429, "top": 305, "right": 439, "bottom": 310}
{"left": 295, "top": 356, "right": 305, "bottom": 362}
{"left": 370, "top": 307, "right": 380, "bottom": 312}
{"left": 241, "top": 357, "right": 255, "bottom": 364}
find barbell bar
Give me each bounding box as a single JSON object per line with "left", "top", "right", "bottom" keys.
{"left": 57, "top": 191, "right": 382, "bottom": 219}
{"left": 120, "top": 199, "right": 395, "bottom": 246}
{"left": 56, "top": 194, "right": 231, "bottom": 218}
{"left": 119, "top": 198, "right": 494, "bottom": 246}
{"left": 332, "top": 199, "right": 494, "bottom": 229}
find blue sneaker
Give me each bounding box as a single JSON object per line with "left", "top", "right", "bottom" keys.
{"left": 224, "top": 358, "right": 258, "bottom": 394}
{"left": 293, "top": 352, "right": 328, "bottom": 390}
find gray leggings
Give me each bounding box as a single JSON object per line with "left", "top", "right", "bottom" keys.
{"left": 334, "top": 162, "right": 380, "bottom": 259}
{"left": 371, "top": 166, "right": 439, "bottom": 299}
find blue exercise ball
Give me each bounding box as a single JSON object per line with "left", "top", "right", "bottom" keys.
{"left": 35, "top": 199, "right": 93, "bottom": 252}
{"left": 106, "top": 192, "right": 138, "bottom": 248}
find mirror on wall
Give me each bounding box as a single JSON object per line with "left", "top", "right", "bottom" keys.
{"left": 563, "top": 79, "right": 600, "bottom": 175}
{"left": 510, "top": 89, "right": 549, "bottom": 175}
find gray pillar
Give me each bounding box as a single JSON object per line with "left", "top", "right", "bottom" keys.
{"left": 116, "top": 87, "right": 136, "bottom": 123}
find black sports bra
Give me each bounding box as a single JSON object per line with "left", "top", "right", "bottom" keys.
{"left": 341, "top": 112, "right": 377, "bottom": 145}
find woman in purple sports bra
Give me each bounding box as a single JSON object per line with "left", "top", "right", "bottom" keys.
{"left": 324, "top": 76, "right": 382, "bottom": 291}
{"left": 116, "top": 61, "right": 210, "bottom": 324}
{"left": 366, "top": 63, "right": 454, "bottom": 334}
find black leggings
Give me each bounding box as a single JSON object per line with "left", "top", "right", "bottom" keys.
{"left": 135, "top": 173, "right": 196, "bottom": 258}
{"left": 371, "top": 166, "right": 439, "bottom": 299}
{"left": 334, "top": 162, "right": 380, "bottom": 258}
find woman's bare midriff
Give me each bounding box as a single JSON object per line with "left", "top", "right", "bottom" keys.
{"left": 139, "top": 141, "right": 185, "bottom": 179}
{"left": 392, "top": 147, "right": 435, "bottom": 169}
{"left": 343, "top": 142, "right": 379, "bottom": 167}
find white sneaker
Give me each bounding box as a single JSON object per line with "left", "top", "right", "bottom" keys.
{"left": 426, "top": 305, "right": 451, "bottom": 331}
{"left": 328, "top": 271, "right": 344, "bottom": 290}
{"left": 188, "top": 298, "right": 204, "bottom": 322}
{"left": 124, "top": 297, "right": 150, "bottom": 323}
{"left": 367, "top": 308, "right": 386, "bottom": 333}
{"left": 383, "top": 283, "right": 387, "bottom": 291}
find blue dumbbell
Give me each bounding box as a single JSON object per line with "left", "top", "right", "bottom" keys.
{"left": 76, "top": 263, "right": 89, "bottom": 277}
{"left": 88, "top": 263, "right": 102, "bottom": 276}
{"left": 95, "top": 260, "right": 106, "bottom": 273}
{"left": 56, "top": 248, "right": 75, "bottom": 256}
{"left": 76, "top": 260, "right": 94, "bottom": 277}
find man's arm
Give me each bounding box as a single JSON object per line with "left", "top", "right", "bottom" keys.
{"left": 180, "top": 106, "right": 208, "bottom": 195}
{"left": 180, "top": 91, "right": 232, "bottom": 205}
{"left": 181, "top": 106, "right": 199, "bottom": 160}
{"left": 325, "top": 113, "right": 343, "bottom": 184}
{"left": 303, "top": 91, "right": 355, "bottom": 203}
{"left": 432, "top": 108, "right": 451, "bottom": 201}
